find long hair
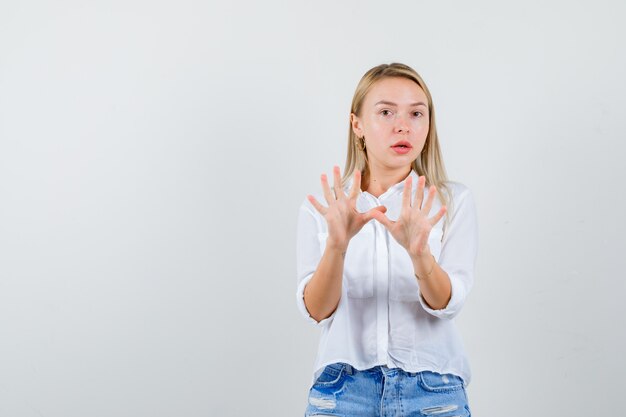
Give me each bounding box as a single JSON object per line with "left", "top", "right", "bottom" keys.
{"left": 343, "top": 63, "right": 454, "bottom": 231}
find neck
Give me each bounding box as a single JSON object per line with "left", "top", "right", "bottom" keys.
{"left": 362, "top": 164, "right": 412, "bottom": 197}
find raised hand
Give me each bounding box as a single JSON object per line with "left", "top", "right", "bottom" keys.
{"left": 308, "top": 166, "right": 387, "bottom": 252}
{"left": 371, "top": 175, "right": 447, "bottom": 259}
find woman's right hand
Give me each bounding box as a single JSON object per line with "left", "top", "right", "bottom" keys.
{"left": 307, "top": 166, "right": 387, "bottom": 252}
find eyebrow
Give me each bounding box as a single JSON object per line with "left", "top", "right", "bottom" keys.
{"left": 374, "top": 100, "right": 427, "bottom": 107}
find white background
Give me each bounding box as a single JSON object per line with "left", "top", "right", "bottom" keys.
{"left": 1, "top": 1, "right": 625, "bottom": 416}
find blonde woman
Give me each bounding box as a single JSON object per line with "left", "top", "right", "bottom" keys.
{"left": 296, "top": 63, "right": 478, "bottom": 416}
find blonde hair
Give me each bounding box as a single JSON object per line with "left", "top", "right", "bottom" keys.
{"left": 343, "top": 62, "right": 454, "bottom": 231}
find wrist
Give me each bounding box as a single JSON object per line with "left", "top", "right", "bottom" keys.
{"left": 325, "top": 239, "right": 348, "bottom": 254}
{"left": 409, "top": 244, "right": 432, "bottom": 263}
{"left": 411, "top": 248, "right": 436, "bottom": 281}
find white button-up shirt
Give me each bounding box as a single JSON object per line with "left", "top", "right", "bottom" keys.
{"left": 296, "top": 170, "right": 478, "bottom": 389}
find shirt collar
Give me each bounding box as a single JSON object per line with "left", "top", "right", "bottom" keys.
{"left": 344, "top": 169, "right": 419, "bottom": 198}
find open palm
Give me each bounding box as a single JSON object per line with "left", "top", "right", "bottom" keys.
{"left": 308, "top": 166, "right": 387, "bottom": 251}
{"left": 371, "top": 175, "right": 447, "bottom": 258}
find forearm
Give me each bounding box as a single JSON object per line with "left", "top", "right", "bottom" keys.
{"left": 411, "top": 251, "right": 451, "bottom": 310}
{"left": 303, "top": 243, "right": 345, "bottom": 322}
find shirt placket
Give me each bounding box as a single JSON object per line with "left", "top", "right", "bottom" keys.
{"left": 367, "top": 183, "right": 406, "bottom": 367}
{"left": 363, "top": 193, "right": 391, "bottom": 365}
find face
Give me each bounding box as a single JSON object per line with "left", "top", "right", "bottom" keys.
{"left": 351, "top": 77, "right": 429, "bottom": 173}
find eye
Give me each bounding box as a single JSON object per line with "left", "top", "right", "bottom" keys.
{"left": 413, "top": 111, "right": 424, "bottom": 117}
{"left": 380, "top": 109, "right": 392, "bottom": 116}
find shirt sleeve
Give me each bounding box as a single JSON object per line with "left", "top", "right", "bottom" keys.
{"left": 418, "top": 185, "right": 479, "bottom": 320}
{"left": 295, "top": 198, "right": 337, "bottom": 327}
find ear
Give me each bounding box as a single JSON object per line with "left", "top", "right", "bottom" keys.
{"left": 350, "top": 113, "right": 363, "bottom": 138}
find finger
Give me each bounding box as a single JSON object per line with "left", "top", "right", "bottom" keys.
{"left": 320, "top": 173, "right": 335, "bottom": 205}
{"left": 369, "top": 209, "right": 394, "bottom": 229}
{"left": 333, "top": 165, "right": 346, "bottom": 200}
{"left": 307, "top": 195, "right": 328, "bottom": 215}
{"left": 361, "top": 205, "right": 387, "bottom": 220}
{"left": 360, "top": 205, "right": 386, "bottom": 226}
{"left": 413, "top": 176, "right": 425, "bottom": 210}
{"left": 429, "top": 205, "right": 447, "bottom": 226}
{"left": 402, "top": 175, "right": 412, "bottom": 209}
{"left": 349, "top": 170, "right": 361, "bottom": 199}
{"left": 422, "top": 185, "right": 437, "bottom": 216}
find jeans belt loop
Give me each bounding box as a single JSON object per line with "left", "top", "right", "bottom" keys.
{"left": 345, "top": 364, "right": 354, "bottom": 375}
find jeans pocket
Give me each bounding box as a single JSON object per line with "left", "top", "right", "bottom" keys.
{"left": 418, "top": 371, "right": 465, "bottom": 392}
{"left": 313, "top": 363, "right": 348, "bottom": 388}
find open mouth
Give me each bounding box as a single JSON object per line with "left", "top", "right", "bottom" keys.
{"left": 391, "top": 140, "right": 412, "bottom": 149}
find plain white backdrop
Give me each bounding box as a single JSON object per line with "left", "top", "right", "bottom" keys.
{"left": 1, "top": 0, "right": 625, "bottom": 416}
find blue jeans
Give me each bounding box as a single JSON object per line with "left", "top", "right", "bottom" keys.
{"left": 305, "top": 363, "right": 471, "bottom": 417}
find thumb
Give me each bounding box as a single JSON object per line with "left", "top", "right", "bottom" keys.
{"left": 368, "top": 209, "right": 393, "bottom": 229}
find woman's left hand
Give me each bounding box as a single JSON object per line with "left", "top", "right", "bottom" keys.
{"left": 371, "top": 175, "right": 447, "bottom": 259}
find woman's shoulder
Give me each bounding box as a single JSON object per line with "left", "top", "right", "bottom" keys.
{"left": 441, "top": 180, "right": 473, "bottom": 199}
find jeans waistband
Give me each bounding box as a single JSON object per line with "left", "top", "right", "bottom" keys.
{"left": 345, "top": 364, "right": 421, "bottom": 377}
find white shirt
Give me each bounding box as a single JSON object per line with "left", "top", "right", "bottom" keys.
{"left": 296, "top": 170, "right": 478, "bottom": 389}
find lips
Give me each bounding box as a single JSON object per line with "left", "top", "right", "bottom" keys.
{"left": 391, "top": 140, "right": 413, "bottom": 155}
{"left": 391, "top": 140, "right": 412, "bottom": 149}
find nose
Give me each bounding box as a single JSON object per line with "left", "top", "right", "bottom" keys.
{"left": 394, "top": 114, "right": 410, "bottom": 134}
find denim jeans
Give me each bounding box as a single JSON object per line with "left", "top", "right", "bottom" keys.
{"left": 305, "top": 363, "right": 471, "bottom": 417}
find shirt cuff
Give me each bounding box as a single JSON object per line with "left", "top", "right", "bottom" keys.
{"left": 418, "top": 271, "right": 467, "bottom": 320}
{"left": 296, "top": 273, "right": 336, "bottom": 327}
